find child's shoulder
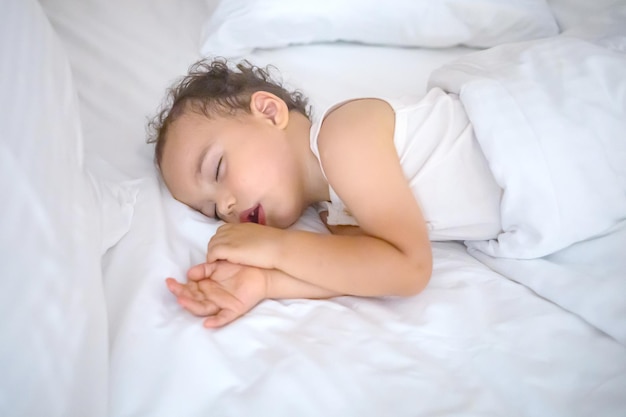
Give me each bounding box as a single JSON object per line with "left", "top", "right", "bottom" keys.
{"left": 314, "top": 99, "right": 396, "bottom": 188}
{"left": 325, "top": 98, "right": 392, "bottom": 120}
{"left": 318, "top": 98, "right": 395, "bottom": 149}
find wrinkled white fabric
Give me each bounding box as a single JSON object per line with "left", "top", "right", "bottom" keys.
{"left": 430, "top": 32, "right": 626, "bottom": 258}
{"left": 0, "top": 1, "right": 108, "bottom": 416}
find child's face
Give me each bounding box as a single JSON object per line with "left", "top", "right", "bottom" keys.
{"left": 160, "top": 109, "right": 308, "bottom": 229}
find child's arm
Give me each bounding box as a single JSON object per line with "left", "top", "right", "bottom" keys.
{"left": 184, "top": 261, "right": 342, "bottom": 299}
{"left": 206, "top": 99, "right": 432, "bottom": 297}
{"left": 265, "top": 268, "right": 343, "bottom": 300}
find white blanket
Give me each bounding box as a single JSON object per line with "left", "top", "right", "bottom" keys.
{"left": 471, "top": 219, "right": 626, "bottom": 346}
{"left": 429, "top": 30, "right": 626, "bottom": 259}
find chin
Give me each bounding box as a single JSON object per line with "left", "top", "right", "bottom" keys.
{"left": 272, "top": 217, "right": 296, "bottom": 230}
{"left": 271, "top": 208, "right": 302, "bottom": 230}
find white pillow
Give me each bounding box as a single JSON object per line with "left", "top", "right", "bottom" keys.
{"left": 547, "top": 0, "right": 624, "bottom": 30}
{"left": 0, "top": 0, "right": 132, "bottom": 415}
{"left": 200, "top": 0, "right": 559, "bottom": 57}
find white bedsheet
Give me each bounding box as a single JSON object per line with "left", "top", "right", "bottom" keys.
{"left": 105, "top": 177, "right": 626, "bottom": 417}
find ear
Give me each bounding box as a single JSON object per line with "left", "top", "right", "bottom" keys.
{"left": 250, "top": 91, "right": 289, "bottom": 129}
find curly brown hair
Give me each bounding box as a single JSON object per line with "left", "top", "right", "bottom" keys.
{"left": 146, "top": 58, "right": 310, "bottom": 167}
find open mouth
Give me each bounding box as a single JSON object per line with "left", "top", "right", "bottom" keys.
{"left": 248, "top": 206, "right": 260, "bottom": 223}
{"left": 241, "top": 204, "right": 265, "bottom": 225}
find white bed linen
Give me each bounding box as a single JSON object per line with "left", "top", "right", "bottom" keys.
{"left": 105, "top": 178, "right": 626, "bottom": 417}
{"left": 36, "top": 0, "right": 626, "bottom": 416}
{"left": 429, "top": 29, "right": 626, "bottom": 259}
{"left": 1, "top": 1, "right": 108, "bottom": 415}
{"left": 200, "top": 0, "right": 559, "bottom": 56}
{"left": 39, "top": 0, "right": 212, "bottom": 181}
{"left": 471, "top": 219, "right": 626, "bottom": 347}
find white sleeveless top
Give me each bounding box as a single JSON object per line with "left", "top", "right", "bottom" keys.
{"left": 309, "top": 87, "right": 502, "bottom": 241}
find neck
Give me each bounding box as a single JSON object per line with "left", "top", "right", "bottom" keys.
{"left": 286, "top": 111, "right": 330, "bottom": 205}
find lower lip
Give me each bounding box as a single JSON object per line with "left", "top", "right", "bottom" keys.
{"left": 258, "top": 204, "right": 266, "bottom": 225}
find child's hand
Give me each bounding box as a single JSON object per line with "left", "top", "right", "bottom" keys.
{"left": 165, "top": 261, "right": 269, "bottom": 328}
{"left": 206, "top": 223, "right": 283, "bottom": 269}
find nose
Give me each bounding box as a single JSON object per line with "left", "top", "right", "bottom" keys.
{"left": 216, "top": 188, "right": 236, "bottom": 221}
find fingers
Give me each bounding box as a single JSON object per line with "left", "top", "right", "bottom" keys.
{"left": 203, "top": 309, "right": 240, "bottom": 328}
{"left": 177, "top": 296, "right": 220, "bottom": 317}
{"left": 187, "top": 262, "right": 217, "bottom": 281}
{"left": 166, "top": 277, "right": 210, "bottom": 302}
{"left": 206, "top": 224, "right": 240, "bottom": 264}
{"left": 165, "top": 276, "right": 244, "bottom": 328}
{"left": 166, "top": 278, "right": 219, "bottom": 316}
{"left": 165, "top": 277, "right": 194, "bottom": 299}
{"left": 187, "top": 261, "right": 236, "bottom": 283}
{"left": 206, "top": 240, "right": 227, "bottom": 264}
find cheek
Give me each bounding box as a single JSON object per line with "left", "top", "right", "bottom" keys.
{"left": 247, "top": 150, "right": 287, "bottom": 181}
{"left": 234, "top": 144, "right": 296, "bottom": 193}
{"left": 275, "top": 199, "right": 306, "bottom": 229}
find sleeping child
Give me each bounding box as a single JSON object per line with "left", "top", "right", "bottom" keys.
{"left": 148, "top": 51, "right": 626, "bottom": 328}
{"left": 146, "top": 57, "right": 504, "bottom": 328}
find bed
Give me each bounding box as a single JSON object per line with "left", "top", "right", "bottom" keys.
{"left": 2, "top": 0, "right": 626, "bottom": 416}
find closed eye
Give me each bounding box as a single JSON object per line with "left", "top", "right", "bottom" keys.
{"left": 215, "top": 156, "right": 222, "bottom": 182}
{"left": 213, "top": 156, "right": 223, "bottom": 220}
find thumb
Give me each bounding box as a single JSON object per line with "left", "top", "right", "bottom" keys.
{"left": 187, "top": 262, "right": 218, "bottom": 281}
{"left": 205, "top": 246, "right": 224, "bottom": 264}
